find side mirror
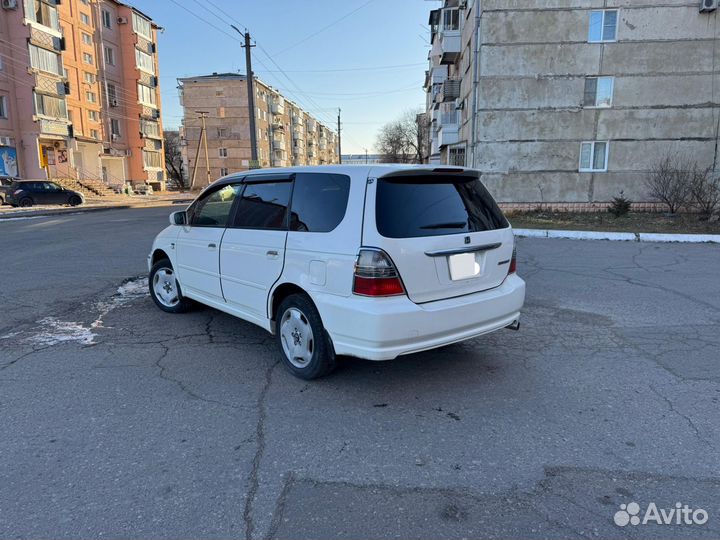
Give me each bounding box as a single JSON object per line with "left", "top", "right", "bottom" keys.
{"left": 169, "top": 210, "right": 187, "bottom": 226}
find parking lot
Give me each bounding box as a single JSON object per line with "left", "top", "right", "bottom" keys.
{"left": 1, "top": 207, "right": 719, "bottom": 539}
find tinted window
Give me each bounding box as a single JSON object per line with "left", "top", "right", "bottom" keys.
{"left": 289, "top": 173, "right": 350, "bottom": 232}
{"left": 189, "top": 184, "right": 240, "bottom": 227}
{"left": 375, "top": 175, "right": 508, "bottom": 239}
{"left": 232, "top": 182, "right": 292, "bottom": 230}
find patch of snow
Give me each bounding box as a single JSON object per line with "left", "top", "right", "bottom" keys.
{"left": 29, "top": 317, "right": 95, "bottom": 346}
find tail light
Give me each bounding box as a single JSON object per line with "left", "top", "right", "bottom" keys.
{"left": 353, "top": 248, "right": 405, "bottom": 297}
{"left": 508, "top": 246, "right": 517, "bottom": 274}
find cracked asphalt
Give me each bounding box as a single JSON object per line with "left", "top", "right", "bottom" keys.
{"left": 1, "top": 207, "right": 719, "bottom": 539}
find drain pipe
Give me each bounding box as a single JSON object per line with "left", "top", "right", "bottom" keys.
{"left": 469, "top": 3, "right": 481, "bottom": 168}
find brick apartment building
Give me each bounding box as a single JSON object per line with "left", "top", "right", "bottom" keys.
{"left": 178, "top": 73, "right": 339, "bottom": 187}
{"left": 0, "top": 0, "right": 165, "bottom": 189}
{"left": 424, "top": 0, "right": 720, "bottom": 205}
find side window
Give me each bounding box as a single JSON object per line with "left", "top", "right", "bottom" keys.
{"left": 232, "top": 182, "right": 292, "bottom": 230}
{"left": 188, "top": 184, "right": 241, "bottom": 227}
{"left": 289, "top": 173, "right": 350, "bottom": 233}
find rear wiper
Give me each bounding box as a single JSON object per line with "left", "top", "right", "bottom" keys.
{"left": 419, "top": 222, "right": 467, "bottom": 229}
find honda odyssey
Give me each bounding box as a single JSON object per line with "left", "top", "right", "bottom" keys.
{"left": 148, "top": 165, "right": 525, "bottom": 379}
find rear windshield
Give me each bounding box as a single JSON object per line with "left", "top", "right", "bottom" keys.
{"left": 375, "top": 175, "right": 508, "bottom": 239}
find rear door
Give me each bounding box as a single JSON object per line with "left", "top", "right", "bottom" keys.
{"left": 220, "top": 176, "right": 293, "bottom": 318}
{"left": 362, "top": 169, "right": 514, "bottom": 304}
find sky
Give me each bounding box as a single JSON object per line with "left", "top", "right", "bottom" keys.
{"left": 130, "top": 0, "right": 435, "bottom": 154}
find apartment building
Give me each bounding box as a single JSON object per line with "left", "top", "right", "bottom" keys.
{"left": 424, "top": 0, "right": 720, "bottom": 205}
{"left": 178, "top": 72, "right": 339, "bottom": 187}
{"left": 0, "top": 0, "right": 164, "bottom": 188}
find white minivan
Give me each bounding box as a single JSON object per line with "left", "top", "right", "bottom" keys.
{"left": 148, "top": 165, "right": 525, "bottom": 379}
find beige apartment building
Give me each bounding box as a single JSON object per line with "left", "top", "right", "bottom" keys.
{"left": 0, "top": 0, "right": 164, "bottom": 188}
{"left": 178, "top": 73, "right": 338, "bottom": 187}
{"left": 424, "top": 0, "right": 720, "bottom": 205}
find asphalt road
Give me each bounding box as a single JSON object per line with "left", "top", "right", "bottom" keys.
{"left": 1, "top": 207, "right": 719, "bottom": 539}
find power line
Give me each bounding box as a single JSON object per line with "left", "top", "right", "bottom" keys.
{"left": 255, "top": 62, "right": 426, "bottom": 74}
{"left": 270, "top": 0, "right": 375, "bottom": 57}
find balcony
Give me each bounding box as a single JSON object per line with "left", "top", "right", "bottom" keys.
{"left": 439, "top": 30, "right": 461, "bottom": 65}
{"left": 271, "top": 99, "right": 285, "bottom": 115}
{"left": 39, "top": 118, "right": 69, "bottom": 137}
{"left": 307, "top": 147, "right": 315, "bottom": 158}
{"left": 271, "top": 118, "right": 284, "bottom": 131}
{"left": 440, "top": 79, "right": 460, "bottom": 102}
{"left": 292, "top": 125, "right": 304, "bottom": 139}
{"left": 292, "top": 114, "right": 303, "bottom": 126}
{"left": 272, "top": 138, "right": 286, "bottom": 151}
{"left": 438, "top": 110, "right": 459, "bottom": 147}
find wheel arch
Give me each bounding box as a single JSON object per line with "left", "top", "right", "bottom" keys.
{"left": 269, "top": 282, "right": 309, "bottom": 321}
{"left": 151, "top": 248, "right": 171, "bottom": 266}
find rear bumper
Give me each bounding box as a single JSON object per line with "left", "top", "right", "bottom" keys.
{"left": 315, "top": 273, "right": 526, "bottom": 361}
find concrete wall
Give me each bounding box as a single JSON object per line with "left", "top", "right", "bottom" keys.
{"left": 427, "top": 0, "right": 720, "bottom": 204}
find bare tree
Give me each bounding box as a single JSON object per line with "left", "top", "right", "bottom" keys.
{"left": 376, "top": 109, "right": 424, "bottom": 164}
{"left": 645, "top": 154, "right": 694, "bottom": 214}
{"left": 164, "top": 130, "right": 185, "bottom": 190}
{"left": 689, "top": 167, "right": 720, "bottom": 218}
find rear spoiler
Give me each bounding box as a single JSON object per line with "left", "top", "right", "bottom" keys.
{"left": 376, "top": 167, "right": 480, "bottom": 183}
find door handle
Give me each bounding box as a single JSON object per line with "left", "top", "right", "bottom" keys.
{"left": 266, "top": 250, "right": 279, "bottom": 258}
{"left": 208, "top": 243, "right": 217, "bottom": 249}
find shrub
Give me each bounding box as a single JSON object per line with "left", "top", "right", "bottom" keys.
{"left": 608, "top": 191, "right": 632, "bottom": 217}
{"left": 645, "top": 154, "right": 693, "bottom": 214}
{"left": 689, "top": 167, "right": 720, "bottom": 219}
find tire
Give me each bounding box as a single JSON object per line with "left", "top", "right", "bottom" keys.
{"left": 149, "top": 258, "right": 192, "bottom": 313}
{"left": 68, "top": 195, "right": 82, "bottom": 206}
{"left": 18, "top": 198, "right": 33, "bottom": 208}
{"left": 276, "top": 293, "right": 336, "bottom": 380}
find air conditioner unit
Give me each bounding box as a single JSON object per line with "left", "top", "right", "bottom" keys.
{"left": 700, "top": 0, "right": 718, "bottom": 11}
{"left": 117, "top": 16, "right": 128, "bottom": 24}
{"left": 1, "top": 0, "right": 18, "bottom": 10}
{"left": 110, "top": 99, "right": 118, "bottom": 107}
{"left": 111, "top": 133, "right": 119, "bottom": 141}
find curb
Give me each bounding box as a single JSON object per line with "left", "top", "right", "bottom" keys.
{"left": 513, "top": 228, "right": 720, "bottom": 244}
{"left": 0, "top": 200, "right": 190, "bottom": 220}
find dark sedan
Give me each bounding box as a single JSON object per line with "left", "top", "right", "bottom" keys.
{"left": 6, "top": 181, "right": 84, "bottom": 208}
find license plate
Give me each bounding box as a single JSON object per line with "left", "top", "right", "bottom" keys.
{"left": 448, "top": 253, "right": 481, "bottom": 280}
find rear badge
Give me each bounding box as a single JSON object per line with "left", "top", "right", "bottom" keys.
{"left": 464, "top": 236, "right": 471, "bottom": 244}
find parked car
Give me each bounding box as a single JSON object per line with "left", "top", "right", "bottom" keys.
{"left": 148, "top": 165, "right": 525, "bottom": 379}
{"left": 6, "top": 181, "right": 84, "bottom": 208}
{"left": 0, "top": 176, "right": 18, "bottom": 205}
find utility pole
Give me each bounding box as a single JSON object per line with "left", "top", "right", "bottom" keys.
{"left": 190, "top": 111, "right": 209, "bottom": 189}
{"left": 364, "top": 148, "right": 368, "bottom": 164}
{"left": 337, "top": 108, "right": 342, "bottom": 164}
{"left": 232, "top": 25, "right": 258, "bottom": 168}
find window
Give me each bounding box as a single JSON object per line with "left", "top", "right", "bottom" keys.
{"left": 220, "top": 168, "right": 229, "bottom": 176}
{"left": 102, "top": 9, "right": 112, "bottom": 29}
{"left": 0, "top": 95, "right": 7, "bottom": 118}
{"left": 86, "top": 91, "right": 96, "bottom": 103}
{"left": 583, "top": 76, "right": 614, "bottom": 107}
{"left": 27, "top": 0, "right": 60, "bottom": 31}
{"left": 34, "top": 92, "right": 67, "bottom": 118}
{"left": 289, "top": 173, "right": 350, "bottom": 233}
{"left": 189, "top": 184, "right": 241, "bottom": 227}
{"left": 104, "top": 46, "right": 115, "bottom": 66}
{"left": 88, "top": 110, "right": 99, "bottom": 121}
{"left": 579, "top": 141, "right": 609, "bottom": 172}
{"left": 111, "top": 118, "right": 120, "bottom": 136}
{"left": 140, "top": 119, "right": 160, "bottom": 138}
{"left": 135, "top": 49, "right": 154, "bottom": 73}
{"left": 589, "top": 10, "right": 618, "bottom": 42}
{"left": 83, "top": 52, "right": 93, "bottom": 65}
{"left": 132, "top": 12, "right": 153, "bottom": 40}
{"left": 215, "top": 88, "right": 224, "bottom": 97}
{"left": 442, "top": 8, "right": 460, "bottom": 31}
{"left": 107, "top": 83, "right": 117, "bottom": 103}
{"left": 90, "top": 129, "right": 99, "bottom": 139}
{"left": 218, "top": 147, "right": 228, "bottom": 158}
{"left": 137, "top": 83, "right": 156, "bottom": 105}
{"left": 448, "top": 146, "right": 466, "bottom": 166}
{"left": 217, "top": 128, "right": 227, "bottom": 138}
{"left": 82, "top": 32, "right": 92, "bottom": 45}
{"left": 375, "top": 174, "right": 508, "bottom": 239}
{"left": 232, "top": 182, "right": 292, "bottom": 230}
{"left": 142, "top": 149, "right": 162, "bottom": 168}
{"left": 29, "top": 45, "right": 63, "bottom": 75}
{"left": 84, "top": 72, "right": 95, "bottom": 84}
{"left": 80, "top": 12, "right": 90, "bottom": 25}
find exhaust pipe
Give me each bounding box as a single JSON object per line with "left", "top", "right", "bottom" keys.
{"left": 505, "top": 320, "right": 520, "bottom": 331}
